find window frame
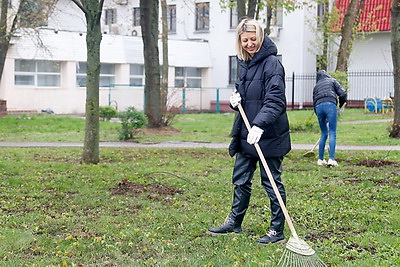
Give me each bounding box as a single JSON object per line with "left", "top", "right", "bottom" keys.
{"left": 167, "top": 5, "right": 177, "bottom": 33}
{"left": 230, "top": 7, "right": 238, "bottom": 29}
{"left": 76, "top": 62, "right": 116, "bottom": 88}
{"left": 14, "top": 60, "right": 61, "bottom": 87}
{"left": 228, "top": 56, "right": 238, "bottom": 85}
{"left": 174, "top": 67, "right": 202, "bottom": 88}
{"left": 317, "top": 2, "right": 326, "bottom": 28}
{"left": 105, "top": 8, "right": 117, "bottom": 25}
{"left": 129, "top": 64, "right": 144, "bottom": 86}
{"left": 195, "top": 2, "right": 210, "bottom": 31}
{"left": 19, "top": 0, "right": 48, "bottom": 28}
{"left": 272, "top": 4, "right": 283, "bottom": 27}
{"left": 133, "top": 7, "right": 140, "bottom": 26}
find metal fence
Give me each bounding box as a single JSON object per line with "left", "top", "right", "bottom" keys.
{"left": 347, "top": 70, "right": 394, "bottom": 99}
{"left": 106, "top": 70, "right": 394, "bottom": 113}
{"left": 285, "top": 70, "right": 394, "bottom": 109}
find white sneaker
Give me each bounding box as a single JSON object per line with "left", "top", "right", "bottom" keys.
{"left": 327, "top": 159, "right": 338, "bottom": 167}
{"left": 317, "top": 159, "right": 327, "bottom": 166}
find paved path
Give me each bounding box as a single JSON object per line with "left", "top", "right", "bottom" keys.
{"left": 0, "top": 118, "right": 398, "bottom": 151}
{"left": 0, "top": 141, "right": 398, "bottom": 151}
{"left": 340, "top": 119, "right": 392, "bottom": 124}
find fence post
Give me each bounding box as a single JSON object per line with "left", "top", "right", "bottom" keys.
{"left": 182, "top": 87, "right": 186, "bottom": 114}
{"left": 200, "top": 87, "right": 203, "bottom": 112}
{"left": 108, "top": 84, "right": 112, "bottom": 106}
{"left": 216, "top": 88, "right": 220, "bottom": 114}
{"left": 291, "top": 72, "right": 295, "bottom": 110}
{"left": 143, "top": 84, "right": 146, "bottom": 111}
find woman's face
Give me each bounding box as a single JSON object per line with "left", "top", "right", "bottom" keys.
{"left": 240, "top": 31, "right": 259, "bottom": 56}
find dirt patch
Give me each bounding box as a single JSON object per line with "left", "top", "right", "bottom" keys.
{"left": 306, "top": 227, "right": 364, "bottom": 242}
{"left": 142, "top": 126, "right": 181, "bottom": 135}
{"left": 111, "top": 179, "right": 184, "bottom": 198}
{"left": 355, "top": 159, "right": 399, "bottom": 167}
{"left": 337, "top": 158, "right": 399, "bottom": 167}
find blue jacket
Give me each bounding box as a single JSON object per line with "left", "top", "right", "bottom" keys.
{"left": 229, "top": 35, "right": 291, "bottom": 159}
{"left": 313, "top": 70, "right": 347, "bottom": 108}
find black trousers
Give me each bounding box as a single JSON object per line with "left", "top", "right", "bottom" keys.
{"left": 230, "top": 152, "right": 286, "bottom": 233}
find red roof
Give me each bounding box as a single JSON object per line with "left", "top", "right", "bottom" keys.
{"left": 334, "top": 0, "right": 392, "bottom": 32}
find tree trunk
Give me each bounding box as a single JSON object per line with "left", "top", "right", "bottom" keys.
{"left": 237, "top": 0, "right": 246, "bottom": 21}
{"left": 0, "top": 0, "right": 10, "bottom": 83}
{"left": 0, "top": 0, "right": 26, "bottom": 86}
{"left": 160, "top": 0, "right": 168, "bottom": 123}
{"left": 320, "top": 0, "right": 330, "bottom": 71}
{"left": 72, "top": 0, "right": 104, "bottom": 164}
{"left": 336, "top": 0, "right": 365, "bottom": 72}
{"left": 390, "top": 0, "right": 400, "bottom": 138}
{"left": 247, "top": 0, "right": 257, "bottom": 18}
{"left": 265, "top": 3, "right": 273, "bottom": 35}
{"left": 140, "top": 0, "right": 162, "bottom": 128}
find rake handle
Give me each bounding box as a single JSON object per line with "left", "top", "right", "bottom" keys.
{"left": 237, "top": 103, "right": 298, "bottom": 239}
{"left": 312, "top": 137, "right": 320, "bottom": 151}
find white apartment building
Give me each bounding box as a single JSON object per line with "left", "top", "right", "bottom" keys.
{"left": 0, "top": 0, "right": 393, "bottom": 114}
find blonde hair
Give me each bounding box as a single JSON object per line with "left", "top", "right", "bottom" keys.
{"left": 235, "top": 18, "right": 264, "bottom": 61}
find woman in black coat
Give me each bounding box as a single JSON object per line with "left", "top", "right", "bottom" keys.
{"left": 206, "top": 18, "right": 291, "bottom": 244}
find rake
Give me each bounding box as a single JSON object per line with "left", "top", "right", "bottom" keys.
{"left": 237, "top": 103, "right": 326, "bottom": 267}
{"left": 303, "top": 137, "right": 320, "bottom": 157}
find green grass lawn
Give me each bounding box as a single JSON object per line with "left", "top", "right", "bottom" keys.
{"left": 0, "top": 108, "right": 398, "bottom": 146}
{"left": 0, "top": 148, "right": 398, "bottom": 266}
{"left": 0, "top": 109, "right": 398, "bottom": 265}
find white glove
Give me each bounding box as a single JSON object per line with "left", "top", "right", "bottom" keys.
{"left": 338, "top": 106, "right": 345, "bottom": 116}
{"left": 247, "top": 125, "right": 264, "bottom": 144}
{"left": 230, "top": 92, "right": 241, "bottom": 108}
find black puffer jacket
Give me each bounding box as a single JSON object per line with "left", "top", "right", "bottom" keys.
{"left": 229, "top": 35, "right": 291, "bottom": 159}
{"left": 313, "top": 70, "right": 347, "bottom": 108}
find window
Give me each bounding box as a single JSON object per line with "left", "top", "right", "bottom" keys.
{"left": 20, "top": 0, "right": 48, "bottom": 28}
{"left": 175, "top": 67, "right": 202, "bottom": 88}
{"left": 0, "top": 1, "right": 12, "bottom": 8}
{"left": 76, "top": 62, "right": 87, "bottom": 87}
{"left": 272, "top": 5, "right": 283, "bottom": 27}
{"left": 76, "top": 62, "right": 115, "bottom": 87}
{"left": 317, "top": 2, "right": 326, "bottom": 28}
{"left": 230, "top": 7, "right": 238, "bottom": 29}
{"left": 100, "top": 64, "right": 115, "bottom": 86}
{"left": 133, "top": 8, "right": 140, "bottom": 26}
{"left": 105, "top": 9, "right": 117, "bottom": 25}
{"left": 195, "top": 2, "right": 210, "bottom": 31}
{"left": 15, "top": 60, "right": 60, "bottom": 87}
{"left": 229, "top": 56, "right": 238, "bottom": 85}
{"left": 167, "top": 5, "right": 177, "bottom": 33}
{"left": 130, "top": 64, "right": 144, "bottom": 85}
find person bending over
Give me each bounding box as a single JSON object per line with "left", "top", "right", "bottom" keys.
{"left": 313, "top": 70, "right": 347, "bottom": 167}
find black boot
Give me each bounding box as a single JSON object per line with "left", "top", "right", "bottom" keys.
{"left": 206, "top": 182, "right": 251, "bottom": 236}
{"left": 207, "top": 153, "right": 253, "bottom": 236}
{"left": 257, "top": 229, "right": 285, "bottom": 244}
{"left": 260, "top": 157, "right": 286, "bottom": 236}
{"left": 206, "top": 216, "right": 242, "bottom": 236}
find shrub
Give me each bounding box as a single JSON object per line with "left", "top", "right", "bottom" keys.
{"left": 329, "top": 71, "right": 349, "bottom": 92}
{"left": 118, "top": 107, "right": 148, "bottom": 140}
{"left": 161, "top": 106, "right": 181, "bottom": 126}
{"left": 99, "top": 106, "right": 118, "bottom": 121}
{"left": 290, "top": 115, "right": 318, "bottom": 132}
